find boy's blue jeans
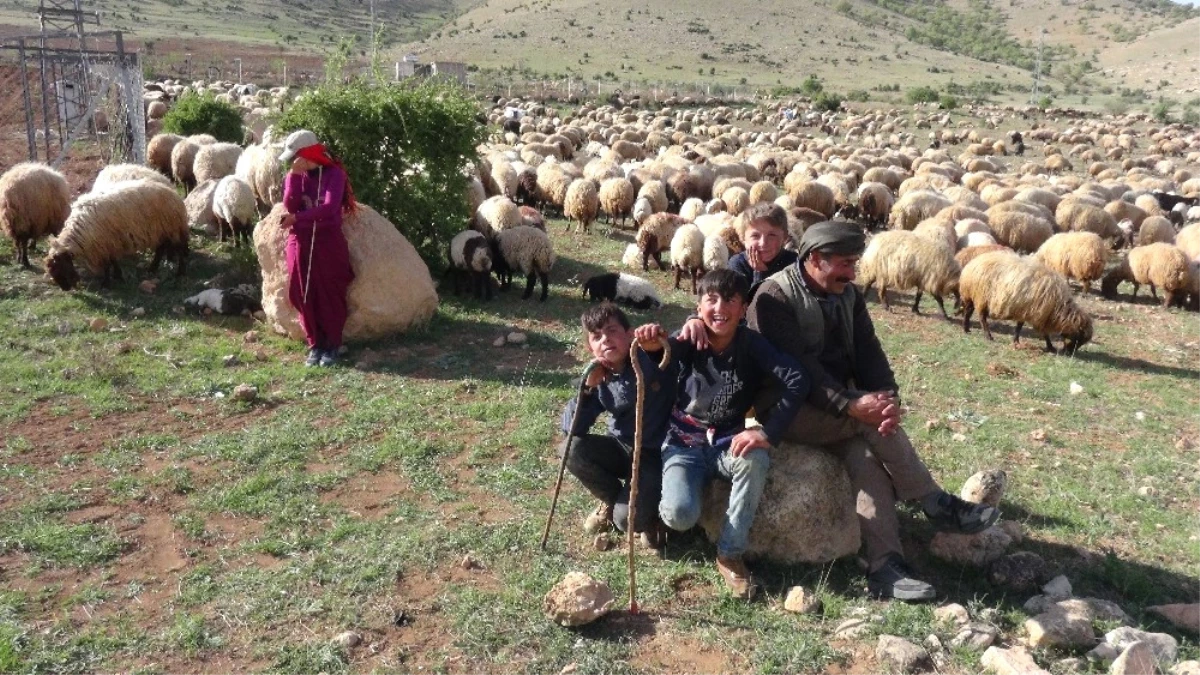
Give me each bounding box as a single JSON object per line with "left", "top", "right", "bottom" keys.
{"left": 659, "top": 442, "right": 770, "bottom": 558}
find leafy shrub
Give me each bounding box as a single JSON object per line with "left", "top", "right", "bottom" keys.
{"left": 812, "top": 91, "right": 843, "bottom": 112}
{"left": 275, "top": 80, "right": 484, "bottom": 266}
{"left": 905, "top": 86, "right": 939, "bottom": 104}
{"left": 1151, "top": 97, "right": 1174, "bottom": 123}
{"left": 800, "top": 74, "right": 824, "bottom": 96}
{"left": 846, "top": 89, "right": 871, "bottom": 102}
{"left": 938, "top": 94, "right": 958, "bottom": 110}
{"left": 161, "top": 92, "right": 244, "bottom": 143}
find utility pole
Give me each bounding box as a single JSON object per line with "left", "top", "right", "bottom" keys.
{"left": 1029, "top": 27, "right": 1045, "bottom": 105}
{"left": 369, "top": 0, "right": 376, "bottom": 81}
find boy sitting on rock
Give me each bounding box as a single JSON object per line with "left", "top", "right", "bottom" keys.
{"left": 633, "top": 270, "right": 810, "bottom": 598}
{"left": 561, "top": 302, "right": 678, "bottom": 549}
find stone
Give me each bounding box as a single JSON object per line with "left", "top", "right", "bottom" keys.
{"left": 1025, "top": 595, "right": 1052, "bottom": 615}
{"left": 1110, "top": 642, "right": 1157, "bottom": 675}
{"left": 243, "top": 330, "right": 260, "bottom": 343}
{"left": 952, "top": 432, "right": 967, "bottom": 442}
{"left": 230, "top": 384, "right": 257, "bottom": 403}
{"left": 1057, "top": 657, "right": 1086, "bottom": 673}
{"left": 543, "top": 572, "right": 614, "bottom": 627}
{"left": 1147, "top": 603, "right": 1200, "bottom": 635}
{"left": 131, "top": 307, "right": 146, "bottom": 318}
{"left": 506, "top": 331, "right": 527, "bottom": 345}
{"left": 1104, "top": 627, "right": 1178, "bottom": 665}
{"left": 492, "top": 336, "right": 506, "bottom": 347}
{"left": 930, "top": 526, "right": 1013, "bottom": 566}
{"left": 88, "top": 317, "right": 108, "bottom": 332}
{"left": 333, "top": 631, "right": 361, "bottom": 650}
{"left": 460, "top": 554, "right": 478, "bottom": 570}
{"left": 1070, "top": 381, "right": 1084, "bottom": 395}
{"left": 1088, "top": 643, "right": 1121, "bottom": 664}
{"left": 185, "top": 178, "right": 220, "bottom": 235}
{"left": 593, "top": 534, "right": 612, "bottom": 552}
{"left": 559, "top": 663, "right": 578, "bottom": 675}
{"left": 1170, "top": 661, "right": 1200, "bottom": 675}
{"left": 255, "top": 204, "right": 438, "bottom": 343}
{"left": 783, "top": 586, "right": 822, "bottom": 615}
{"left": 253, "top": 348, "right": 269, "bottom": 362}
{"left": 1137, "top": 486, "right": 1156, "bottom": 497}
{"left": 138, "top": 279, "right": 157, "bottom": 294}
{"left": 876, "top": 635, "right": 931, "bottom": 674}
{"left": 699, "top": 442, "right": 859, "bottom": 564}
{"left": 57, "top": 321, "right": 72, "bottom": 335}
{"left": 982, "top": 646, "right": 1052, "bottom": 675}
{"left": 1042, "top": 575, "right": 1072, "bottom": 600}
{"left": 834, "top": 618, "right": 872, "bottom": 639}
{"left": 934, "top": 603, "right": 970, "bottom": 627}
{"left": 924, "top": 634, "right": 944, "bottom": 653}
{"left": 997, "top": 520, "right": 1024, "bottom": 543}
{"left": 223, "top": 354, "right": 240, "bottom": 368}
{"left": 989, "top": 551, "right": 1047, "bottom": 591}
{"left": 952, "top": 622, "right": 999, "bottom": 651}
{"left": 1030, "top": 428, "right": 1047, "bottom": 442}
{"left": 1083, "top": 598, "right": 1132, "bottom": 625}
{"left": 960, "top": 469, "right": 1007, "bottom": 507}
{"left": 1025, "top": 602, "right": 1096, "bottom": 649}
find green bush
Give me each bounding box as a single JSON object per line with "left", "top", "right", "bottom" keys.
{"left": 275, "top": 80, "right": 484, "bottom": 266}
{"left": 1151, "top": 97, "right": 1174, "bottom": 123}
{"left": 811, "top": 91, "right": 843, "bottom": 112}
{"left": 846, "top": 89, "right": 871, "bottom": 102}
{"left": 938, "top": 94, "right": 958, "bottom": 110}
{"left": 800, "top": 74, "right": 824, "bottom": 96}
{"left": 905, "top": 86, "right": 939, "bottom": 104}
{"left": 161, "top": 92, "right": 244, "bottom": 143}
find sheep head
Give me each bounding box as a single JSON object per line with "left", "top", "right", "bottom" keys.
{"left": 44, "top": 249, "right": 79, "bottom": 291}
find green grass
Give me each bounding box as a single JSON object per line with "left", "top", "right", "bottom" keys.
{"left": 0, "top": 184, "right": 1197, "bottom": 673}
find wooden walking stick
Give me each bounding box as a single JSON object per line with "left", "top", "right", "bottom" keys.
{"left": 625, "top": 337, "right": 671, "bottom": 614}
{"left": 541, "top": 361, "right": 603, "bottom": 551}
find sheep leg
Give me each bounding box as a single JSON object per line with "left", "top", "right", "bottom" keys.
{"left": 149, "top": 246, "right": 165, "bottom": 273}
{"left": 522, "top": 272, "right": 536, "bottom": 300}
{"left": 654, "top": 252, "right": 666, "bottom": 271}
{"left": 538, "top": 271, "right": 549, "bottom": 302}
{"left": 1130, "top": 282, "right": 1140, "bottom": 300}
{"left": 1081, "top": 280, "right": 1090, "bottom": 295}
{"left": 1162, "top": 290, "right": 1174, "bottom": 309}
{"left": 481, "top": 271, "right": 494, "bottom": 301}
{"left": 933, "top": 294, "right": 950, "bottom": 320}
{"left": 1149, "top": 284, "right": 1159, "bottom": 301}
{"left": 911, "top": 290, "right": 923, "bottom": 315}
{"left": 641, "top": 250, "right": 650, "bottom": 272}
{"left": 962, "top": 300, "right": 974, "bottom": 333}
{"left": 878, "top": 284, "right": 891, "bottom": 310}
{"left": 1012, "top": 322, "right": 1023, "bottom": 345}
{"left": 979, "top": 307, "right": 995, "bottom": 341}
{"left": 673, "top": 266, "right": 682, "bottom": 290}
{"left": 175, "top": 241, "right": 189, "bottom": 278}
{"left": 17, "top": 238, "right": 31, "bottom": 269}
{"left": 1043, "top": 334, "right": 1058, "bottom": 354}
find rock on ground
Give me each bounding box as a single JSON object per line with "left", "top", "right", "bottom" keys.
{"left": 930, "top": 526, "right": 1012, "bottom": 566}
{"left": 1148, "top": 604, "right": 1200, "bottom": 635}
{"left": 1025, "top": 600, "right": 1096, "bottom": 649}
{"left": 1109, "top": 641, "right": 1157, "bottom": 675}
{"left": 543, "top": 572, "right": 614, "bottom": 627}
{"left": 1042, "top": 575, "right": 1072, "bottom": 599}
{"left": 982, "top": 646, "right": 1052, "bottom": 675}
{"left": 255, "top": 203, "right": 438, "bottom": 343}
{"left": 960, "top": 469, "right": 1007, "bottom": 506}
{"left": 783, "top": 586, "right": 822, "bottom": 614}
{"left": 699, "top": 443, "right": 858, "bottom": 564}
{"left": 989, "top": 551, "right": 1047, "bottom": 590}
{"left": 876, "top": 635, "right": 931, "bottom": 674}
{"left": 935, "top": 603, "right": 970, "bottom": 627}
{"left": 951, "top": 622, "right": 999, "bottom": 651}
{"left": 1104, "top": 627, "right": 1178, "bottom": 665}
{"left": 1171, "top": 661, "right": 1200, "bottom": 675}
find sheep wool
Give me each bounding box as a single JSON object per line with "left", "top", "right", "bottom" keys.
{"left": 621, "top": 243, "right": 642, "bottom": 269}
{"left": 702, "top": 234, "right": 731, "bottom": 272}
{"left": 146, "top": 133, "right": 183, "bottom": 178}
{"left": 495, "top": 225, "right": 555, "bottom": 301}
{"left": 679, "top": 197, "right": 706, "bottom": 223}
{"left": 889, "top": 190, "right": 952, "bottom": 230}
{"left": 954, "top": 243, "right": 1011, "bottom": 269}
{"left": 185, "top": 179, "right": 220, "bottom": 236}
{"left": 786, "top": 179, "right": 836, "bottom": 219}
{"left": 235, "top": 143, "right": 285, "bottom": 214}
{"left": 0, "top": 162, "right": 71, "bottom": 267}
{"left": 1055, "top": 200, "right": 1121, "bottom": 242}
{"left": 637, "top": 180, "right": 669, "bottom": 214}
{"left": 473, "top": 195, "right": 521, "bottom": 239}
{"left": 45, "top": 179, "right": 188, "bottom": 289}
{"left": 1034, "top": 231, "right": 1108, "bottom": 293}
{"left": 912, "top": 218, "right": 957, "bottom": 252}
{"left": 564, "top": 178, "right": 600, "bottom": 234}
{"left": 93, "top": 163, "right": 173, "bottom": 193}
{"left": 669, "top": 223, "right": 705, "bottom": 293}
{"left": 636, "top": 213, "right": 684, "bottom": 271}
{"left": 1136, "top": 215, "right": 1175, "bottom": 246}
{"left": 986, "top": 210, "right": 1054, "bottom": 253}
{"left": 598, "top": 177, "right": 636, "bottom": 228}
{"left": 1101, "top": 242, "right": 1192, "bottom": 308}
{"left": 448, "top": 229, "right": 493, "bottom": 299}
{"left": 721, "top": 186, "right": 750, "bottom": 216}
{"left": 1176, "top": 223, "right": 1200, "bottom": 261}
{"left": 615, "top": 273, "right": 661, "bottom": 309}
{"left": 856, "top": 230, "right": 961, "bottom": 318}
{"left": 856, "top": 181, "right": 894, "bottom": 228}
{"left": 212, "top": 175, "right": 257, "bottom": 247}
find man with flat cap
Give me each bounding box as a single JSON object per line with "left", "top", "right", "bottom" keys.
{"left": 748, "top": 221, "right": 1000, "bottom": 601}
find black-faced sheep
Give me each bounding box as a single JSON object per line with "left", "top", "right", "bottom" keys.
{"left": 183, "top": 284, "right": 262, "bottom": 315}
{"left": 857, "top": 230, "right": 960, "bottom": 318}
{"left": 45, "top": 179, "right": 189, "bottom": 290}
{"left": 492, "top": 225, "right": 554, "bottom": 301}
{"left": 447, "top": 229, "right": 493, "bottom": 300}
{"left": 959, "top": 250, "right": 1093, "bottom": 354}
{"left": 1101, "top": 243, "right": 1192, "bottom": 308}
{"left": 0, "top": 162, "right": 71, "bottom": 268}
{"left": 581, "top": 272, "right": 661, "bottom": 309}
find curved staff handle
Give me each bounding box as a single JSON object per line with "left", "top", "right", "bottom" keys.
{"left": 540, "top": 360, "right": 604, "bottom": 551}
{"left": 625, "top": 336, "right": 671, "bottom": 614}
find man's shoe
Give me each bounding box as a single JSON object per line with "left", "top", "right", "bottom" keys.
{"left": 304, "top": 348, "right": 321, "bottom": 367}
{"left": 867, "top": 554, "right": 937, "bottom": 601}
{"left": 638, "top": 519, "right": 668, "bottom": 557}
{"left": 583, "top": 502, "right": 614, "bottom": 534}
{"left": 923, "top": 491, "right": 1000, "bottom": 534}
{"left": 716, "top": 555, "right": 758, "bottom": 600}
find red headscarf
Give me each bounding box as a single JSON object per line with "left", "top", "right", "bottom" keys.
{"left": 297, "top": 143, "right": 358, "bottom": 214}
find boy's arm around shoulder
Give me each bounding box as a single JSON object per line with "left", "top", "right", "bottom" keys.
{"left": 746, "top": 330, "right": 810, "bottom": 445}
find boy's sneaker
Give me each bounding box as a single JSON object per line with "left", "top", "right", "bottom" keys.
{"left": 716, "top": 555, "right": 758, "bottom": 600}
{"left": 305, "top": 348, "right": 321, "bottom": 367}
{"left": 318, "top": 350, "right": 338, "bottom": 367}
{"left": 867, "top": 554, "right": 937, "bottom": 601}
{"left": 923, "top": 491, "right": 1000, "bottom": 535}
{"left": 583, "top": 502, "right": 614, "bottom": 534}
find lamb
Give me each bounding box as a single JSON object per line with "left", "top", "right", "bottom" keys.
{"left": 599, "top": 177, "right": 636, "bottom": 228}
{"left": 563, "top": 178, "right": 600, "bottom": 234}
{"left": 986, "top": 210, "right": 1054, "bottom": 253}
{"left": 636, "top": 213, "right": 684, "bottom": 271}
{"left": 669, "top": 223, "right": 706, "bottom": 293}
{"left": 93, "top": 163, "right": 173, "bottom": 193}
{"left": 0, "top": 162, "right": 71, "bottom": 268}
{"left": 473, "top": 195, "right": 521, "bottom": 239}
{"left": 889, "top": 190, "right": 952, "bottom": 230}
{"left": 212, "top": 175, "right": 257, "bottom": 247}
{"left": 703, "top": 234, "right": 731, "bottom": 272}
{"left": 183, "top": 284, "right": 262, "bottom": 315}
{"left": 492, "top": 225, "right": 554, "bottom": 301}
{"left": 44, "top": 179, "right": 189, "bottom": 290}
{"left": 146, "top": 133, "right": 183, "bottom": 178}
{"left": 959, "top": 250, "right": 1093, "bottom": 354}
{"left": 193, "top": 142, "right": 243, "bottom": 184}
{"left": 1034, "top": 231, "right": 1108, "bottom": 293}
{"left": 580, "top": 272, "right": 661, "bottom": 309}
{"left": 1136, "top": 216, "right": 1175, "bottom": 246}
{"left": 632, "top": 197, "right": 654, "bottom": 226}
{"left": 1101, "top": 243, "right": 1192, "bottom": 308}
{"left": 447, "top": 229, "right": 493, "bottom": 300}
{"left": 856, "top": 230, "right": 961, "bottom": 318}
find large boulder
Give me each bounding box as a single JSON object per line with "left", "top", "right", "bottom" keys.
{"left": 699, "top": 443, "right": 858, "bottom": 564}
{"left": 254, "top": 203, "right": 438, "bottom": 342}
{"left": 185, "top": 179, "right": 219, "bottom": 236}
{"left": 543, "top": 572, "right": 614, "bottom": 627}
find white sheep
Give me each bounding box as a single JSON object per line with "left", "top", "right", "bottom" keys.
{"left": 564, "top": 178, "right": 600, "bottom": 234}
{"left": 474, "top": 195, "right": 521, "bottom": 239}
{"left": 703, "top": 234, "right": 731, "bottom": 272}
{"left": 0, "top": 162, "right": 71, "bottom": 268}
{"left": 669, "top": 223, "right": 705, "bottom": 293}
{"left": 494, "top": 225, "right": 555, "bottom": 301}
{"left": 212, "top": 175, "right": 257, "bottom": 247}
{"left": 93, "top": 163, "right": 173, "bottom": 193}
{"left": 580, "top": 272, "right": 661, "bottom": 309}
{"left": 194, "top": 142, "right": 243, "bottom": 185}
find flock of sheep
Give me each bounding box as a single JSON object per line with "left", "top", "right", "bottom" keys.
{"left": 458, "top": 96, "right": 1200, "bottom": 354}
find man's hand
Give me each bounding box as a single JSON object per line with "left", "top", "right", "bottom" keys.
{"left": 847, "top": 391, "right": 903, "bottom": 437}
{"left": 678, "top": 317, "right": 709, "bottom": 350}
{"left": 632, "top": 323, "right": 666, "bottom": 351}
{"left": 729, "top": 428, "right": 770, "bottom": 457}
{"left": 747, "top": 246, "right": 767, "bottom": 272}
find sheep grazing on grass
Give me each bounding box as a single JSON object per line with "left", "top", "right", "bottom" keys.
{"left": 45, "top": 179, "right": 189, "bottom": 290}
{"left": 473, "top": 195, "right": 521, "bottom": 239}
{"left": 856, "top": 230, "right": 961, "bottom": 318}
{"left": 564, "top": 178, "right": 600, "bottom": 234}
{"left": 93, "top": 163, "right": 173, "bottom": 193}
{"left": 955, "top": 243, "right": 1011, "bottom": 269}
{"left": 0, "top": 162, "right": 71, "bottom": 268}
{"left": 170, "top": 135, "right": 216, "bottom": 192}
{"left": 599, "top": 177, "right": 636, "bottom": 228}
{"left": 636, "top": 213, "right": 684, "bottom": 271}
{"left": 959, "top": 250, "right": 1093, "bottom": 354}
{"left": 1034, "top": 231, "right": 1108, "bottom": 293}
{"left": 856, "top": 181, "right": 894, "bottom": 229}
{"left": 212, "top": 175, "right": 257, "bottom": 247}
{"left": 638, "top": 180, "right": 669, "bottom": 214}
{"left": 146, "top": 133, "right": 183, "bottom": 178}
{"left": 194, "top": 142, "right": 242, "bottom": 185}
{"left": 1055, "top": 200, "right": 1122, "bottom": 245}
{"left": 183, "top": 284, "right": 262, "bottom": 316}
{"left": 447, "top": 229, "right": 493, "bottom": 300}
{"left": 669, "top": 223, "right": 705, "bottom": 293}
{"left": 786, "top": 179, "right": 836, "bottom": 218}
{"left": 1101, "top": 243, "right": 1192, "bottom": 308}
{"left": 493, "top": 225, "right": 554, "bottom": 301}
{"left": 581, "top": 272, "right": 661, "bottom": 309}
{"left": 621, "top": 243, "right": 642, "bottom": 269}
